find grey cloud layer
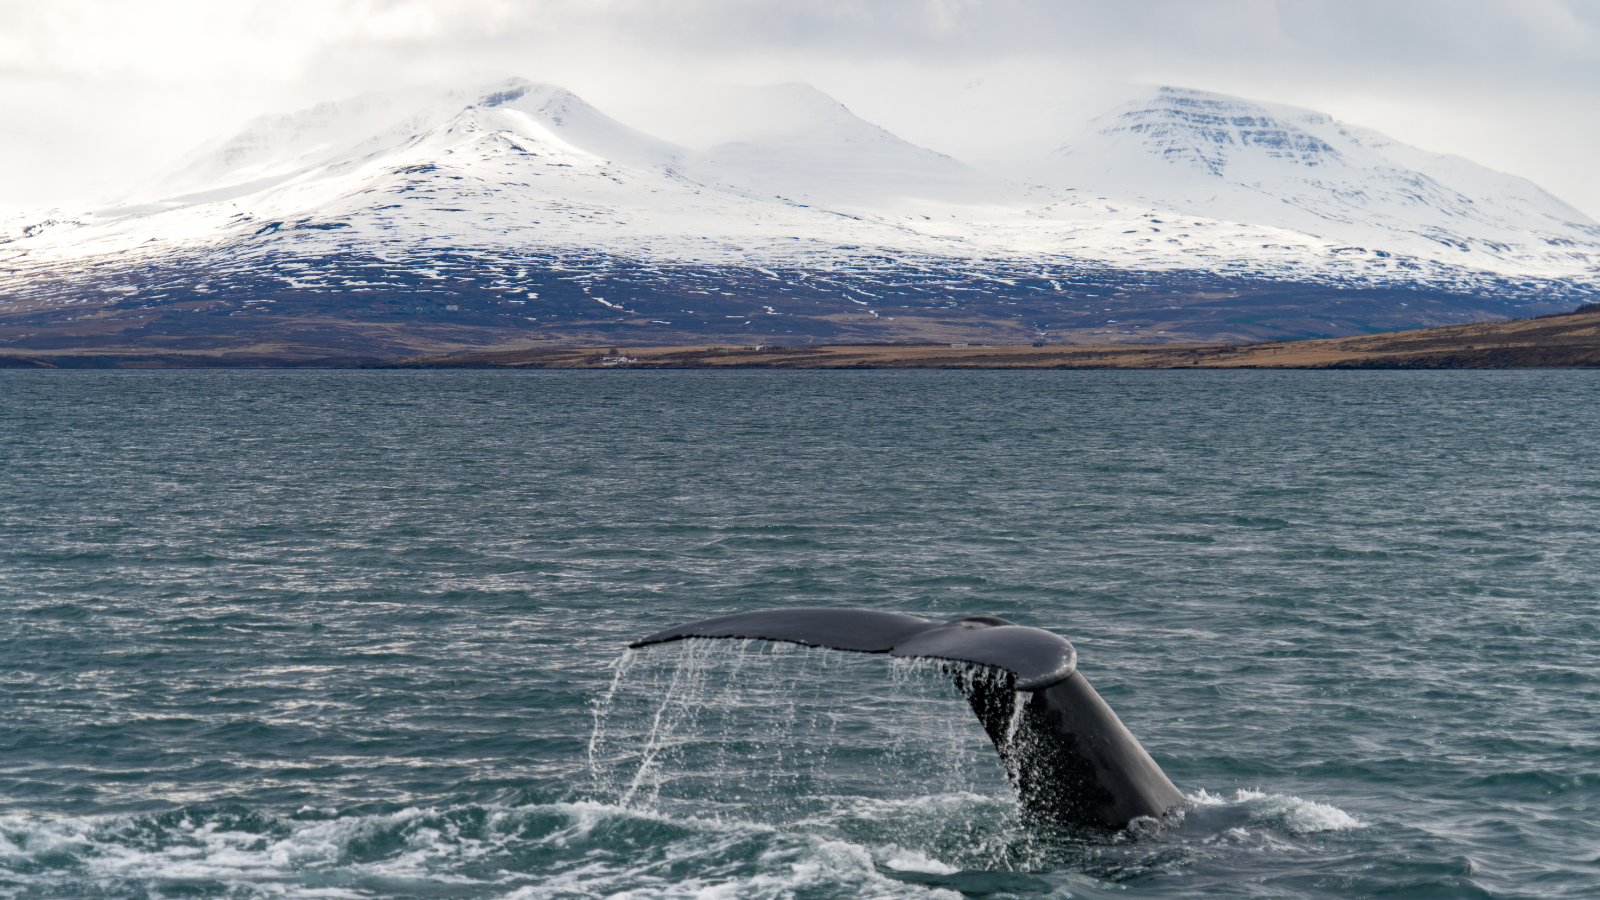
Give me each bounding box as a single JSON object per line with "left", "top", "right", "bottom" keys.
{"left": 1, "top": 0, "right": 1597, "bottom": 213}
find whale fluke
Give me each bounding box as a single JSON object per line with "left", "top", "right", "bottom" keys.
{"left": 631, "top": 608, "right": 1185, "bottom": 830}
{"left": 631, "top": 608, "right": 1077, "bottom": 689}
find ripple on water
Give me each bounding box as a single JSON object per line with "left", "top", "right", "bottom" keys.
{"left": 1, "top": 369, "right": 1598, "bottom": 898}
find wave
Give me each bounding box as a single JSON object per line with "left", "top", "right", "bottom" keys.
{"left": 1188, "top": 787, "right": 1364, "bottom": 834}
{"left": 0, "top": 799, "right": 995, "bottom": 900}
{"left": 0, "top": 788, "right": 1368, "bottom": 899}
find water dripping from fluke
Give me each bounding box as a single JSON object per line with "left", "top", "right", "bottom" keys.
{"left": 625, "top": 608, "right": 1190, "bottom": 833}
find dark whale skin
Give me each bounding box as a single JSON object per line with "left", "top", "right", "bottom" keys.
{"left": 631, "top": 608, "right": 1185, "bottom": 830}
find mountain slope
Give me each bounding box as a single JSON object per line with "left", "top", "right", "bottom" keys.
{"left": 1039, "top": 86, "right": 1600, "bottom": 274}
{"left": 1, "top": 79, "right": 1596, "bottom": 361}
{"left": 683, "top": 83, "right": 1001, "bottom": 208}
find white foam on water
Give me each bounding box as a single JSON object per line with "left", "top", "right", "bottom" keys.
{"left": 881, "top": 848, "right": 961, "bottom": 874}
{"left": 2, "top": 801, "right": 974, "bottom": 900}
{"left": 2, "top": 781, "right": 1355, "bottom": 897}
{"left": 0, "top": 815, "right": 96, "bottom": 865}
{"left": 491, "top": 802, "right": 966, "bottom": 900}
{"left": 800, "top": 791, "right": 999, "bottom": 823}
{"left": 5, "top": 803, "right": 704, "bottom": 898}
{"left": 1188, "top": 788, "right": 1364, "bottom": 834}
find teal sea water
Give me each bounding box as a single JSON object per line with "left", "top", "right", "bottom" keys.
{"left": 2, "top": 369, "right": 1598, "bottom": 899}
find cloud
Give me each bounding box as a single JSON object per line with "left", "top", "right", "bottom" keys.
{"left": 1, "top": 0, "right": 1597, "bottom": 214}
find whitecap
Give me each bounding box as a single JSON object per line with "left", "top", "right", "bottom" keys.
{"left": 1186, "top": 788, "right": 1363, "bottom": 834}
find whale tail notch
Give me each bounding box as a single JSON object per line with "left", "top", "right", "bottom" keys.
{"left": 630, "top": 608, "right": 1185, "bottom": 830}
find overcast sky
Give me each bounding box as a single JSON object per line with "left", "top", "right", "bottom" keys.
{"left": 4, "top": 0, "right": 1599, "bottom": 215}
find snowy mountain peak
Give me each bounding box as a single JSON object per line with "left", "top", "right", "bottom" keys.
{"left": 1054, "top": 84, "right": 1595, "bottom": 234}
{"left": 475, "top": 77, "right": 544, "bottom": 108}
{"left": 470, "top": 78, "right": 603, "bottom": 128}
{"left": 700, "top": 83, "right": 872, "bottom": 144}
{"left": 130, "top": 78, "right": 681, "bottom": 206}
{"left": 683, "top": 82, "right": 990, "bottom": 206}
{"left": 456, "top": 78, "right": 684, "bottom": 170}
{"left": 1039, "top": 85, "right": 1600, "bottom": 268}
{"left": 1060, "top": 86, "right": 1349, "bottom": 177}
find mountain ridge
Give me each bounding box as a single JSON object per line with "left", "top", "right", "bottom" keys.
{"left": 2, "top": 78, "right": 1595, "bottom": 359}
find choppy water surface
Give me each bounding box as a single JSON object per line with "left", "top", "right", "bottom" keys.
{"left": 2, "top": 369, "right": 1598, "bottom": 899}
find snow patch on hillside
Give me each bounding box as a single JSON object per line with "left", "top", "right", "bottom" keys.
{"left": 3, "top": 79, "right": 1597, "bottom": 304}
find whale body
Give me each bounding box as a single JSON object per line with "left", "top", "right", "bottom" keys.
{"left": 631, "top": 608, "right": 1185, "bottom": 830}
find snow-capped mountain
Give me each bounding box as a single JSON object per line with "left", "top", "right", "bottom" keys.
{"left": 1, "top": 78, "right": 1596, "bottom": 361}
{"left": 1038, "top": 86, "right": 1600, "bottom": 275}
{"left": 682, "top": 83, "right": 1000, "bottom": 208}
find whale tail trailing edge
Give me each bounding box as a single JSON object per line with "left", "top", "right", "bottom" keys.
{"left": 631, "top": 608, "right": 1185, "bottom": 830}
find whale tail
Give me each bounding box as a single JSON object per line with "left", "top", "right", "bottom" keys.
{"left": 631, "top": 608, "right": 1185, "bottom": 830}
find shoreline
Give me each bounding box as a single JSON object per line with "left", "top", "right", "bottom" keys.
{"left": 3, "top": 306, "right": 1598, "bottom": 370}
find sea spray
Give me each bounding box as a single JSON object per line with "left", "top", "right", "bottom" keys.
{"left": 586, "top": 646, "right": 637, "bottom": 779}
{"left": 589, "top": 641, "right": 1013, "bottom": 817}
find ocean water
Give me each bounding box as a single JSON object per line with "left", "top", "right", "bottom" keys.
{"left": 1, "top": 369, "right": 1598, "bottom": 900}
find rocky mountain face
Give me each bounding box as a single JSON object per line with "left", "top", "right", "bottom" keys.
{"left": 2, "top": 79, "right": 1596, "bottom": 362}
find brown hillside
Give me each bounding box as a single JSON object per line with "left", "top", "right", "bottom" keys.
{"left": 384, "top": 306, "right": 1600, "bottom": 370}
